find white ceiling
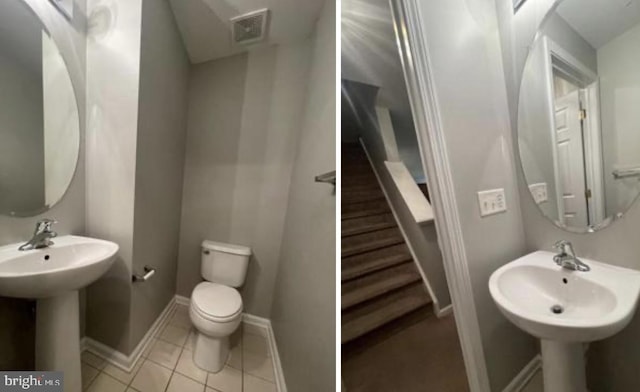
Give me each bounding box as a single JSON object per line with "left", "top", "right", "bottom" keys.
{"left": 168, "top": 0, "right": 325, "bottom": 64}
{"left": 556, "top": 0, "right": 640, "bottom": 49}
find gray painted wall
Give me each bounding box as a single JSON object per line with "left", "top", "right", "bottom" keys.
{"left": 517, "top": 37, "right": 560, "bottom": 221}
{"left": 0, "top": 2, "right": 45, "bottom": 214}
{"left": 542, "top": 13, "right": 597, "bottom": 72}
{"left": 176, "top": 54, "right": 247, "bottom": 306}
{"left": 176, "top": 42, "right": 311, "bottom": 317}
{"left": 0, "top": 0, "right": 87, "bottom": 370}
{"left": 415, "top": 0, "right": 537, "bottom": 390}
{"left": 341, "top": 0, "right": 424, "bottom": 183}
{"left": 130, "top": 0, "right": 190, "bottom": 350}
{"left": 496, "top": 0, "right": 640, "bottom": 389}
{"left": 269, "top": 1, "right": 335, "bottom": 390}
{"left": 85, "top": 0, "right": 141, "bottom": 353}
{"left": 85, "top": 0, "right": 189, "bottom": 354}
{"left": 597, "top": 23, "right": 640, "bottom": 219}
{"left": 341, "top": 79, "right": 451, "bottom": 309}
{"left": 0, "top": 50, "right": 45, "bottom": 214}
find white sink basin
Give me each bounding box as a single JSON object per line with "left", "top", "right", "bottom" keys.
{"left": 489, "top": 251, "right": 640, "bottom": 342}
{"left": 0, "top": 234, "right": 118, "bottom": 392}
{"left": 0, "top": 235, "right": 118, "bottom": 298}
{"left": 489, "top": 250, "right": 640, "bottom": 392}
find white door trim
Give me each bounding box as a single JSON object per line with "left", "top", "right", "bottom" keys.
{"left": 543, "top": 36, "right": 605, "bottom": 228}
{"left": 541, "top": 37, "right": 567, "bottom": 225}
{"left": 389, "top": 1, "right": 491, "bottom": 391}
{"left": 582, "top": 81, "right": 605, "bottom": 223}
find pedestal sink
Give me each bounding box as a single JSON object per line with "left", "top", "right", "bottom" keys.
{"left": 489, "top": 251, "right": 640, "bottom": 392}
{"left": 0, "top": 235, "right": 118, "bottom": 392}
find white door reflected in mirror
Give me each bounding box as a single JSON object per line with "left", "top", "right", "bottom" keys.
{"left": 517, "top": 0, "right": 640, "bottom": 232}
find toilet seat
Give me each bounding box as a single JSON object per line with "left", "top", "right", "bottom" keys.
{"left": 191, "top": 282, "right": 242, "bottom": 323}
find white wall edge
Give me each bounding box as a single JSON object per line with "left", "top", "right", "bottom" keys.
{"left": 384, "top": 160, "right": 435, "bottom": 224}
{"left": 82, "top": 296, "right": 178, "bottom": 372}
{"left": 502, "top": 354, "right": 542, "bottom": 392}
{"left": 390, "top": 0, "right": 492, "bottom": 390}
{"left": 359, "top": 138, "right": 441, "bottom": 314}
{"left": 375, "top": 105, "right": 400, "bottom": 161}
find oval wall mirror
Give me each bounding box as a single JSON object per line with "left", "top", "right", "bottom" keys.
{"left": 518, "top": 0, "right": 640, "bottom": 232}
{"left": 0, "top": 0, "right": 80, "bottom": 217}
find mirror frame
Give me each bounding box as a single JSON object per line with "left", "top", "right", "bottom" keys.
{"left": 513, "top": 0, "right": 527, "bottom": 13}
{"left": 514, "top": 0, "right": 640, "bottom": 234}
{"left": 1, "top": 0, "right": 81, "bottom": 218}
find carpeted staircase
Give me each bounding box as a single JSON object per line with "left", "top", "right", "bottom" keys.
{"left": 341, "top": 143, "right": 432, "bottom": 344}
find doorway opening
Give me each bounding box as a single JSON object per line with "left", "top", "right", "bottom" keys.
{"left": 340, "top": 0, "right": 469, "bottom": 390}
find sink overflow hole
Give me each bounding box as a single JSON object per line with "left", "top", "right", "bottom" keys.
{"left": 562, "top": 278, "right": 568, "bottom": 284}
{"left": 551, "top": 304, "right": 564, "bottom": 314}
{"left": 44, "top": 255, "right": 50, "bottom": 261}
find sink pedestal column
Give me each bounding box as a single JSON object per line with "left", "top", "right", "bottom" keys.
{"left": 35, "top": 290, "right": 81, "bottom": 392}
{"left": 541, "top": 339, "right": 587, "bottom": 392}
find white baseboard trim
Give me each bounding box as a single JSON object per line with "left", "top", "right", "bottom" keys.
{"left": 82, "top": 296, "right": 178, "bottom": 372}
{"left": 502, "top": 354, "right": 542, "bottom": 392}
{"left": 174, "top": 294, "right": 190, "bottom": 306}
{"left": 82, "top": 294, "right": 287, "bottom": 392}
{"left": 435, "top": 304, "right": 453, "bottom": 318}
{"left": 242, "top": 314, "right": 288, "bottom": 392}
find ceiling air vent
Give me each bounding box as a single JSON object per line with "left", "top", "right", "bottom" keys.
{"left": 230, "top": 9, "right": 269, "bottom": 45}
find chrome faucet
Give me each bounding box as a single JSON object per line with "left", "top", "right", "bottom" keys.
{"left": 553, "top": 240, "right": 590, "bottom": 272}
{"left": 18, "top": 219, "right": 58, "bottom": 251}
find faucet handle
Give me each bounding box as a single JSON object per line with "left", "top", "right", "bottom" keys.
{"left": 35, "top": 218, "right": 57, "bottom": 233}
{"left": 553, "top": 240, "right": 578, "bottom": 259}
{"left": 553, "top": 239, "right": 570, "bottom": 252}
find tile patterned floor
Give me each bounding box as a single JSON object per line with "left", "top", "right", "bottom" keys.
{"left": 81, "top": 304, "right": 277, "bottom": 392}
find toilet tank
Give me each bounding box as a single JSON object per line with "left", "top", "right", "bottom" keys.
{"left": 201, "top": 240, "right": 251, "bottom": 287}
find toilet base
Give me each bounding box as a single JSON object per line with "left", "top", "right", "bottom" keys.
{"left": 193, "top": 333, "right": 230, "bottom": 373}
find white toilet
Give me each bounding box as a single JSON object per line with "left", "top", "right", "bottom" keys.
{"left": 189, "top": 240, "right": 251, "bottom": 372}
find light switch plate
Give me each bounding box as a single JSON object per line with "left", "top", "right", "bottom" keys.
{"left": 529, "top": 183, "right": 548, "bottom": 204}
{"left": 477, "top": 188, "right": 507, "bottom": 217}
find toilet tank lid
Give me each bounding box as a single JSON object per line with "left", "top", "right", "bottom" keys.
{"left": 202, "top": 240, "right": 252, "bottom": 256}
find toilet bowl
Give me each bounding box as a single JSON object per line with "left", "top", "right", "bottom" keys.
{"left": 190, "top": 282, "right": 243, "bottom": 371}
{"left": 189, "top": 240, "right": 251, "bottom": 373}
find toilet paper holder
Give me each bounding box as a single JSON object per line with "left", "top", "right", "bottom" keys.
{"left": 133, "top": 265, "right": 156, "bottom": 283}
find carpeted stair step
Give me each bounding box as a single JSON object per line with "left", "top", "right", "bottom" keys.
{"left": 342, "top": 243, "right": 412, "bottom": 281}
{"left": 341, "top": 227, "right": 403, "bottom": 257}
{"left": 341, "top": 283, "right": 431, "bottom": 344}
{"left": 342, "top": 262, "right": 421, "bottom": 310}
{"left": 342, "top": 187, "right": 385, "bottom": 205}
{"left": 342, "top": 213, "right": 396, "bottom": 237}
{"left": 343, "top": 174, "right": 379, "bottom": 188}
{"left": 341, "top": 183, "right": 380, "bottom": 196}
{"left": 342, "top": 199, "right": 390, "bottom": 220}
{"left": 342, "top": 162, "right": 373, "bottom": 173}
{"left": 342, "top": 144, "right": 367, "bottom": 158}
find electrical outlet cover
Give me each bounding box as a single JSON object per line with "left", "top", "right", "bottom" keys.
{"left": 477, "top": 188, "right": 507, "bottom": 217}
{"left": 529, "top": 183, "right": 548, "bottom": 204}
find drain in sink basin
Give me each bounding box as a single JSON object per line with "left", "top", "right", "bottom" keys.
{"left": 551, "top": 304, "right": 564, "bottom": 314}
